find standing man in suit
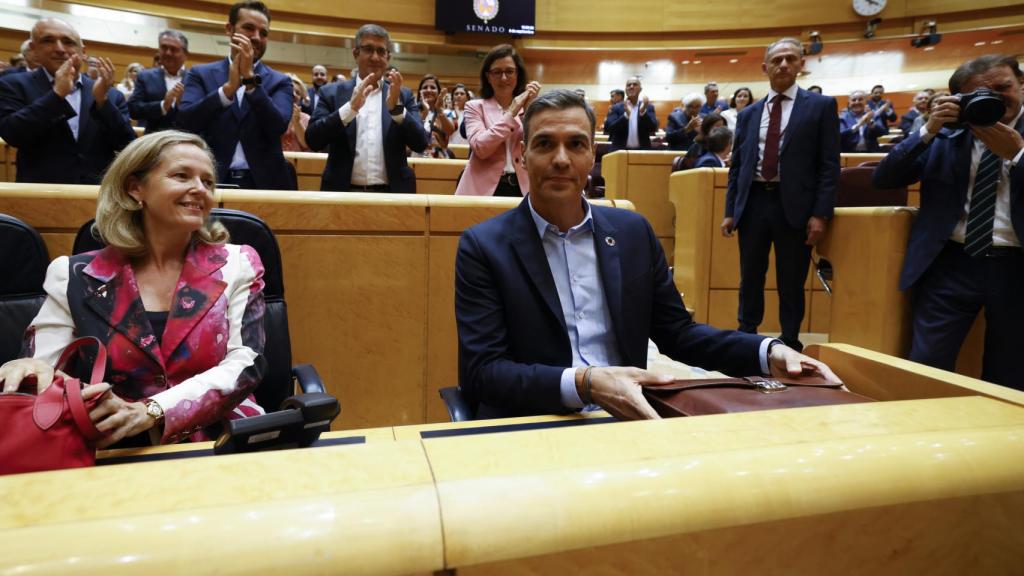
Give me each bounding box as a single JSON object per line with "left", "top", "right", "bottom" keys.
{"left": 839, "top": 89, "right": 888, "bottom": 152}
{"left": 179, "top": 1, "right": 294, "bottom": 190}
{"left": 305, "top": 24, "right": 426, "bottom": 192}
{"left": 455, "top": 89, "right": 839, "bottom": 419}
{"left": 874, "top": 55, "right": 1024, "bottom": 390}
{"left": 721, "top": 37, "right": 840, "bottom": 351}
{"left": 0, "top": 18, "right": 135, "bottom": 184}
{"left": 129, "top": 30, "right": 189, "bottom": 134}
{"left": 664, "top": 93, "right": 703, "bottom": 151}
{"left": 868, "top": 84, "right": 898, "bottom": 126}
{"left": 603, "top": 76, "right": 657, "bottom": 151}
{"left": 700, "top": 82, "right": 728, "bottom": 116}
{"left": 302, "top": 64, "right": 327, "bottom": 115}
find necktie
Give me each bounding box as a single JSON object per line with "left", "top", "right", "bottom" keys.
{"left": 964, "top": 149, "right": 1001, "bottom": 257}
{"left": 761, "top": 94, "right": 785, "bottom": 181}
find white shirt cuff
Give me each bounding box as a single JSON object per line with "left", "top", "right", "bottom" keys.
{"left": 1013, "top": 147, "right": 1024, "bottom": 165}
{"left": 918, "top": 125, "right": 936, "bottom": 144}
{"left": 390, "top": 109, "right": 405, "bottom": 123}
{"left": 218, "top": 86, "right": 233, "bottom": 107}
{"left": 759, "top": 337, "right": 778, "bottom": 376}
{"left": 560, "top": 367, "right": 584, "bottom": 409}
{"left": 339, "top": 102, "right": 356, "bottom": 126}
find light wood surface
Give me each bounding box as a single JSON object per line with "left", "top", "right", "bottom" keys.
{"left": 283, "top": 152, "right": 466, "bottom": 194}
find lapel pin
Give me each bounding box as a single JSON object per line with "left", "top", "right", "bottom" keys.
{"left": 605, "top": 236, "right": 616, "bottom": 247}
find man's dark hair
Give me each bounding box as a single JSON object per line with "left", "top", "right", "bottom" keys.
{"left": 871, "top": 84, "right": 884, "bottom": 92}
{"left": 229, "top": 1, "right": 271, "bottom": 25}
{"left": 807, "top": 85, "right": 823, "bottom": 94}
{"left": 706, "top": 126, "right": 733, "bottom": 154}
{"left": 479, "top": 44, "right": 527, "bottom": 100}
{"left": 355, "top": 23, "right": 391, "bottom": 50}
{"left": 610, "top": 89, "right": 625, "bottom": 99}
{"left": 949, "top": 54, "right": 1024, "bottom": 94}
{"left": 158, "top": 30, "right": 189, "bottom": 52}
{"left": 700, "top": 112, "right": 725, "bottom": 139}
{"left": 522, "top": 89, "right": 596, "bottom": 145}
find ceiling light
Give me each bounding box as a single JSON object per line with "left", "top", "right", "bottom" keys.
{"left": 693, "top": 60, "right": 702, "bottom": 64}
{"left": 681, "top": 60, "right": 690, "bottom": 64}
{"left": 729, "top": 58, "right": 739, "bottom": 64}
{"left": 974, "top": 41, "right": 986, "bottom": 46}
{"left": 923, "top": 46, "right": 935, "bottom": 51}
{"left": 992, "top": 39, "right": 1004, "bottom": 45}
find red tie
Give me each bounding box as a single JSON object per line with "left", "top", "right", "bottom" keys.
{"left": 761, "top": 94, "right": 785, "bottom": 181}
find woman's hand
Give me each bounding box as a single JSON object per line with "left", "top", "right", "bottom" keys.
{"left": 83, "top": 383, "right": 157, "bottom": 449}
{"left": 0, "top": 358, "right": 55, "bottom": 394}
{"left": 509, "top": 81, "right": 542, "bottom": 116}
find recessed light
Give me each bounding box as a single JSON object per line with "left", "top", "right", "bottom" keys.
{"left": 693, "top": 60, "right": 702, "bottom": 64}
{"left": 681, "top": 60, "right": 690, "bottom": 64}
{"left": 974, "top": 41, "right": 987, "bottom": 46}
{"left": 923, "top": 46, "right": 935, "bottom": 51}
{"left": 729, "top": 58, "right": 739, "bottom": 63}
{"left": 992, "top": 39, "right": 1004, "bottom": 45}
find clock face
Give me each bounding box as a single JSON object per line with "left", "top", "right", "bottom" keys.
{"left": 852, "top": 0, "right": 886, "bottom": 16}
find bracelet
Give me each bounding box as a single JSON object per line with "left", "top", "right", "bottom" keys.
{"left": 582, "top": 366, "right": 594, "bottom": 405}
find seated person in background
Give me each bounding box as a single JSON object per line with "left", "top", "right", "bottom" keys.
{"left": 179, "top": 1, "right": 294, "bottom": 190}
{"left": 681, "top": 111, "right": 725, "bottom": 170}
{"left": 415, "top": 74, "right": 455, "bottom": 158}
{"left": 694, "top": 126, "right": 733, "bottom": 168}
{"left": 909, "top": 92, "right": 949, "bottom": 134}
{"left": 455, "top": 89, "right": 839, "bottom": 419}
{"left": 839, "top": 90, "right": 888, "bottom": 152}
{"left": 720, "top": 87, "right": 753, "bottom": 131}
{"left": 305, "top": 23, "right": 426, "bottom": 193}
{"left": 130, "top": 30, "right": 189, "bottom": 135}
{"left": 899, "top": 90, "right": 931, "bottom": 137}
{"left": 664, "top": 93, "right": 703, "bottom": 151}
{"left": 281, "top": 73, "right": 310, "bottom": 152}
{"left": 448, "top": 83, "right": 470, "bottom": 145}
{"left": 868, "top": 84, "right": 898, "bottom": 126}
{"left": 0, "top": 131, "right": 267, "bottom": 447}
{"left": 700, "top": 81, "right": 729, "bottom": 115}
{"left": 0, "top": 18, "right": 135, "bottom": 184}
{"left": 604, "top": 76, "right": 658, "bottom": 151}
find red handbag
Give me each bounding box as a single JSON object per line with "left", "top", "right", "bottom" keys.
{"left": 0, "top": 338, "right": 106, "bottom": 475}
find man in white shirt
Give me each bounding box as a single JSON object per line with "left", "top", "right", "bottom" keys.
{"left": 130, "top": 30, "right": 189, "bottom": 134}
{"left": 305, "top": 23, "right": 427, "bottom": 192}
{"left": 602, "top": 76, "right": 658, "bottom": 152}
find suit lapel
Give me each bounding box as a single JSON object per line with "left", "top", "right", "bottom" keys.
{"left": 591, "top": 207, "right": 626, "bottom": 361}
{"left": 509, "top": 200, "right": 566, "bottom": 332}
{"left": 82, "top": 248, "right": 164, "bottom": 368}
{"left": 745, "top": 99, "right": 766, "bottom": 155}
{"left": 381, "top": 81, "right": 393, "bottom": 135}
{"left": 780, "top": 89, "right": 806, "bottom": 156}
{"left": 160, "top": 243, "right": 229, "bottom": 361}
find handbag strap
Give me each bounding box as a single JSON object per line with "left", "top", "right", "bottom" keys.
{"left": 64, "top": 377, "right": 102, "bottom": 441}
{"left": 56, "top": 337, "right": 107, "bottom": 385}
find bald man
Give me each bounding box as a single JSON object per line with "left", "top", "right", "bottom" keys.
{"left": 0, "top": 18, "right": 135, "bottom": 183}
{"left": 303, "top": 64, "right": 328, "bottom": 114}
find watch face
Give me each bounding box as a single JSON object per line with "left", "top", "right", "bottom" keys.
{"left": 852, "top": 0, "right": 885, "bottom": 16}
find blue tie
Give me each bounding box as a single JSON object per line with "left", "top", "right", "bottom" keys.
{"left": 963, "top": 149, "right": 1001, "bottom": 257}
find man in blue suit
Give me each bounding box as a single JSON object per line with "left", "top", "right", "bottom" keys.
{"left": 305, "top": 24, "right": 426, "bottom": 192}
{"left": 603, "top": 76, "right": 658, "bottom": 152}
{"left": 874, "top": 54, "right": 1024, "bottom": 390}
{"left": 694, "top": 126, "right": 732, "bottom": 168}
{"left": 868, "top": 84, "right": 898, "bottom": 126}
{"left": 129, "top": 30, "right": 189, "bottom": 134}
{"left": 722, "top": 38, "right": 840, "bottom": 351}
{"left": 839, "top": 89, "right": 888, "bottom": 153}
{"left": 0, "top": 18, "right": 135, "bottom": 184}
{"left": 178, "top": 1, "right": 293, "bottom": 190}
{"left": 700, "top": 82, "right": 729, "bottom": 116}
{"left": 899, "top": 90, "right": 931, "bottom": 137}
{"left": 455, "top": 89, "right": 839, "bottom": 419}
{"left": 301, "top": 64, "right": 327, "bottom": 115}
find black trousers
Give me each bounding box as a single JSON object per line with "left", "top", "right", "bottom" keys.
{"left": 909, "top": 241, "right": 1024, "bottom": 390}
{"left": 736, "top": 182, "right": 811, "bottom": 350}
{"left": 493, "top": 173, "right": 521, "bottom": 197}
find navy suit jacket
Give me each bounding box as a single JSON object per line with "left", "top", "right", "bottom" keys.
{"left": 868, "top": 99, "right": 897, "bottom": 124}
{"left": 899, "top": 108, "right": 921, "bottom": 136}
{"left": 304, "top": 78, "right": 427, "bottom": 192}
{"left": 455, "top": 199, "right": 764, "bottom": 418}
{"left": 664, "top": 107, "right": 697, "bottom": 151}
{"left": 129, "top": 67, "right": 182, "bottom": 134}
{"left": 838, "top": 109, "right": 888, "bottom": 153}
{"left": 0, "top": 68, "right": 135, "bottom": 184}
{"left": 873, "top": 117, "right": 1024, "bottom": 290}
{"left": 695, "top": 152, "right": 725, "bottom": 168}
{"left": 178, "top": 59, "right": 294, "bottom": 190}
{"left": 726, "top": 87, "right": 840, "bottom": 229}
{"left": 603, "top": 101, "right": 658, "bottom": 152}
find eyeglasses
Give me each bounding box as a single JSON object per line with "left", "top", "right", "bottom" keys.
{"left": 357, "top": 45, "right": 389, "bottom": 58}
{"left": 487, "top": 68, "right": 517, "bottom": 79}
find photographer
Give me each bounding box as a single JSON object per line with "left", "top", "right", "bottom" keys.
{"left": 873, "top": 54, "right": 1024, "bottom": 390}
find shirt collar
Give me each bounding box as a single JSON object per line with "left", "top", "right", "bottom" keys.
{"left": 767, "top": 83, "right": 799, "bottom": 103}
{"left": 163, "top": 66, "right": 186, "bottom": 79}
{"left": 528, "top": 195, "right": 594, "bottom": 238}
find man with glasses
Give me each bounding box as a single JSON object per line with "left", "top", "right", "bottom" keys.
{"left": 179, "top": 1, "right": 295, "bottom": 190}
{"left": 130, "top": 29, "right": 189, "bottom": 134}
{"left": 305, "top": 23, "right": 427, "bottom": 193}
{"left": 603, "top": 76, "right": 658, "bottom": 152}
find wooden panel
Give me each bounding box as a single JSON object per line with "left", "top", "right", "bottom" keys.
{"left": 810, "top": 290, "right": 832, "bottom": 334}
{"left": 708, "top": 289, "right": 811, "bottom": 334}
{"left": 426, "top": 236, "right": 460, "bottom": 424}
{"left": 417, "top": 180, "right": 458, "bottom": 195}
{"left": 39, "top": 233, "right": 76, "bottom": 260}
{"left": 220, "top": 191, "right": 427, "bottom": 232}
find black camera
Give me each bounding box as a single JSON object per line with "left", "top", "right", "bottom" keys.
{"left": 951, "top": 89, "right": 1005, "bottom": 127}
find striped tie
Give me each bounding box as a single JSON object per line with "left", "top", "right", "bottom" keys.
{"left": 964, "top": 149, "right": 1001, "bottom": 257}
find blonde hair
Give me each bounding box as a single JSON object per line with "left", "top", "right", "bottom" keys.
{"left": 287, "top": 73, "right": 307, "bottom": 97}
{"left": 95, "top": 130, "right": 228, "bottom": 256}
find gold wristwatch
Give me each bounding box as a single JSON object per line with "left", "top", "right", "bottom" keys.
{"left": 145, "top": 399, "right": 165, "bottom": 424}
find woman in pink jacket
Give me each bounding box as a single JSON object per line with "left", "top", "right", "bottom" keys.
{"left": 454, "top": 44, "right": 541, "bottom": 197}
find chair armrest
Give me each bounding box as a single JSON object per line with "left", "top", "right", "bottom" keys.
{"left": 439, "top": 386, "right": 474, "bottom": 422}
{"left": 292, "top": 364, "right": 325, "bottom": 394}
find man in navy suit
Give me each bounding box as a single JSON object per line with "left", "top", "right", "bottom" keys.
{"left": 129, "top": 30, "right": 189, "bottom": 134}
{"left": 664, "top": 93, "right": 703, "bottom": 151}
{"left": 700, "top": 82, "right": 729, "bottom": 116}
{"left": 868, "top": 84, "right": 898, "bottom": 126}
{"left": 694, "top": 126, "right": 732, "bottom": 168}
{"left": 899, "top": 90, "right": 931, "bottom": 137}
{"left": 305, "top": 24, "right": 426, "bottom": 192}
{"left": 178, "top": 1, "right": 293, "bottom": 190}
{"left": 455, "top": 89, "right": 839, "bottom": 419}
{"left": 603, "top": 76, "right": 658, "bottom": 152}
{"left": 722, "top": 38, "right": 840, "bottom": 351}
{"left": 874, "top": 54, "right": 1024, "bottom": 390}
{"left": 0, "top": 18, "right": 135, "bottom": 184}
{"left": 839, "top": 89, "right": 889, "bottom": 153}
{"left": 301, "top": 64, "right": 327, "bottom": 115}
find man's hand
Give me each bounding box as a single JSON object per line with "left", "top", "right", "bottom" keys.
{"left": 90, "top": 57, "right": 115, "bottom": 107}
{"left": 385, "top": 68, "right": 403, "bottom": 110}
{"left": 162, "top": 82, "right": 184, "bottom": 112}
{"left": 721, "top": 216, "right": 735, "bottom": 237}
{"left": 53, "top": 54, "right": 81, "bottom": 98}
{"left": 972, "top": 123, "right": 1024, "bottom": 162}
{"left": 639, "top": 94, "right": 650, "bottom": 116}
{"left": 685, "top": 114, "right": 701, "bottom": 132}
{"left": 925, "top": 95, "right": 961, "bottom": 135}
{"left": 350, "top": 72, "right": 379, "bottom": 113}
{"left": 768, "top": 343, "right": 843, "bottom": 385}
{"left": 233, "top": 33, "right": 255, "bottom": 79}
{"left": 806, "top": 216, "right": 827, "bottom": 246}
{"left": 585, "top": 366, "right": 670, "bottom": 420}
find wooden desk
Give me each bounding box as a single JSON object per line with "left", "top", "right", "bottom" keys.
{"left": 284, "top": 151, "right": 467, "bottom": 194}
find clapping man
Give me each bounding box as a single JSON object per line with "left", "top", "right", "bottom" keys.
{"left": 604, "top": 76, "right": 657, "bottom": 151}
{"left": 868, "top": 84, "right": 897, "bottom": 126}
{"left": 130, "top": 30, "right": 189, "bottom": 134}
{"left": 839, "top": 89, "right": 888, "bottom": 152}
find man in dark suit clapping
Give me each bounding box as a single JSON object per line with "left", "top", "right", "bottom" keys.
{"left": 722, "top": 37, "right": 840, "bottom": 351}
{"left": 129, "top": 30, "right": 189, "bottom": 134}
